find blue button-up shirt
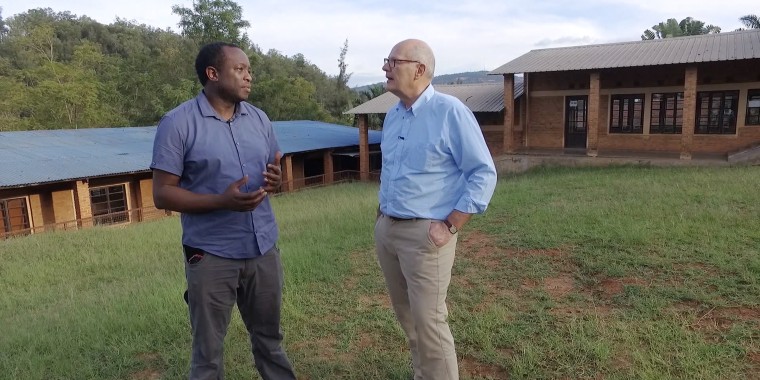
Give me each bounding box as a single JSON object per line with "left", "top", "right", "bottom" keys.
{"left": 379, "top": 85, "right": 497, "bottom": 220}
{"left": 151, "top": 91, "right": 279, "bottom": 259}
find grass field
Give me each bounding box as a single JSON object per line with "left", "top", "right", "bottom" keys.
{"left": 1, "top": 165, "right": 759, "bottom": 379}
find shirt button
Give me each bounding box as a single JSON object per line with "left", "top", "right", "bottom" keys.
{"left": 242, "top": 164, "right": 246, "bottom": 167}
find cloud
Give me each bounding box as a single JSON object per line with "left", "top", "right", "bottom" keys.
{"left": 4, "top": 0, "right": 756, "bottom": 87}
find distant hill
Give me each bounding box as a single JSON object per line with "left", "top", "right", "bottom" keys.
{"left": 353, "top": 70, "right": 499, "bottom": 93}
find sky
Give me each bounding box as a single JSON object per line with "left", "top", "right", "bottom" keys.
{"left": 2, "top": 0, "right": 757, "bottom": 87}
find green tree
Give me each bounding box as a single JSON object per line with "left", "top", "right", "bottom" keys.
{"left": 23, "top": 42, "right": 125, "bottom": 129}
{"left": 740, "top": 14, "right": 760, "bottom": 29}
{"left": 172, "top": 0, "right": 251, "bottom": 46}
{"left": 641, "top": 17, "right": 720, "bottom": 40}
{"left": 251, "top": 76, "right": 330, "bottom": 121}
{"left": 336, "top": 39, "right": 350, "bottom": 88}
{"left": 0, "top": 7, "right": 8, "bottom": 42}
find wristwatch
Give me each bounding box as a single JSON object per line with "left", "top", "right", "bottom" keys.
{"left": 443, "top": 219, "right": 458, "bottom": 234}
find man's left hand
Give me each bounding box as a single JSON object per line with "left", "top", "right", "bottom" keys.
{"left": 263, "top": 151, "right": 283, "bottom": 193}
{"left": 429, "top": 221, "right": 453, "bottom": 247}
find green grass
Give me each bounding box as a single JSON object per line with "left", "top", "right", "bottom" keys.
{"left": 1, "top": 166, "right": 759, "bottom": 379}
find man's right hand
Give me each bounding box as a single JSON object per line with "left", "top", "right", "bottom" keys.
{"left": 223, "top": 175, "right": 268, "bottom": 212}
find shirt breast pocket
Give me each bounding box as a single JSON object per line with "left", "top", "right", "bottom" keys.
{"left": 405, "top": 143, "right": 446, "bottom": 172}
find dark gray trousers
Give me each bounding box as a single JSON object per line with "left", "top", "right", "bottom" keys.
{"left": 184, "top": 246, "right": 296, "bottom": 380}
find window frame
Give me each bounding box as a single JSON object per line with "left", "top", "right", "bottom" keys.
{"left": 696, "top": 90, "right": 739, "bottom": 134}
{"left": 746, "top": 89, "right": 760, "bottom": 126}
{"left": 650, "top": 92, "right": 683, "bottom": 134}
{"left": 89, "top": 184, "right": 128, "bottom": 226}
{"left": 609, "top": 94, "right": 645, "bottom": 134}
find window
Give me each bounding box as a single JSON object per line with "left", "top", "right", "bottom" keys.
{"left": 747, "top": 89, "right": 760, "bottom": 126}
{"left": 1, "top": 197, "right": 31, "bottom": 238}
{"left": 90, "top": 185, "right": 128, "bottom": 225}
{"left": 609, "top": 94, "right": 644, "bottom": 134}
{"left": 696, "top": 91, "right": 739, "bottom": 134}
{"left": 650, "top": 92, "right": 683, "bottom": 134}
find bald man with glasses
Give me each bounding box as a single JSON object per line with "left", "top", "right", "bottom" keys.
{"left": 375, "top": 39, "right": 497, "bottom": 380}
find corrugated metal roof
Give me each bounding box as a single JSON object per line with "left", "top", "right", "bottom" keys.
{"left": 0, "top": 121, "right": 381, "bottom": 188}
{"left": 490, "top": 29, "right": 760, "bottom": 75}
{"left": 345, "top": 80, "right": 523, "bottom": 114}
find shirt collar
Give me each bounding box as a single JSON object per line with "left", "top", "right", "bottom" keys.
{"left": 196, "top": 90, "right": 249, "bottom": 120}
{"left": 396, "top": 84, "right": 435, "bottom": 116}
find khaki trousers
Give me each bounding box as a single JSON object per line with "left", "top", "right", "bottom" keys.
{"left": 374, "top": 214, "right": 459, "bottom": 380}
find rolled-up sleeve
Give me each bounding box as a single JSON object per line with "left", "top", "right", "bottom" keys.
{"left": 449, "top": 106, "right": 497, "bottom": 214}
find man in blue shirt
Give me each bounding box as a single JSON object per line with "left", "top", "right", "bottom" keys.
{"left": 151, "top": 42, "right": 296, "bottom": 380}
{"left": 375, "top": 39, "right": 498, "bottom": 380}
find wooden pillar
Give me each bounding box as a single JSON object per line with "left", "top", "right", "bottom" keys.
{"left": 74, "top": 180, "right": 92, "bottom": 227}
{"left": 283, "top": 155, "right": 294, "bottom": 192}
{"left": 323, "top": 150, "right": 334, "bottom": 184}
{"left": 681, "top": 66, "right": 698, "bottom": 160}
{"left": 503, "top": 74, "right": 515, "bottom": 154}
{"left": 587, "top": 72, "right": 601, "bottom": 157}
{"left": 358, "top": 114, "right": 370, "bottom": 181}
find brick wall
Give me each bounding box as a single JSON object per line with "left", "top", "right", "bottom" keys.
{"left": 52, "top": 189, "right": 76, "bottom": 223}
{"left": 524, "top": 61, "right": 760, "bottom": 156}
{"left": 526, "top": 96, "right": 564, "bottom": 148}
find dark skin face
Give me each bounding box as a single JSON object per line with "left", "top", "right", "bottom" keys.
{"left": 204, "top": 46, "right": 253, "bottom": 119}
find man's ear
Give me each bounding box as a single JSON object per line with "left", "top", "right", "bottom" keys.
{"left": 415, "top": 63, "right": 426, "bottom": 80}
{"left": 205, "top": 66, "right": 219, "bottom": 82}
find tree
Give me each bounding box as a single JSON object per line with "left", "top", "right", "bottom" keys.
{"left": 172, "top": 0, "right": 251, "bottom": 46}
{"left": 740, "top": 14, "right": 760, "bottom": 29}
{"left": 641, "top": 17, "right": 720, "bottom": 40}
{"left": 0, "top": 7, "right": 8, "bottom": 42}
{"left": 336, "top": 39, "right": 350, "bottom": 88}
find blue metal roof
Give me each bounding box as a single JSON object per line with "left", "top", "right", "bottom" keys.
{"left": 0, "top": 121, "right": 381, "bottom": 188}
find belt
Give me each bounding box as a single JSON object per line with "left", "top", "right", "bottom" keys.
{"left": 383, "top": 213, "right": 418, "bottom": 222}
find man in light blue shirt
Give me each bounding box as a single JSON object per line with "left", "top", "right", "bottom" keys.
{"left": 375, "top": 39, "right": 497, "bottom": 380}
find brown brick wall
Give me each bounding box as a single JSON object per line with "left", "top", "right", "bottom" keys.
{"left": 74, "top": 180, "right": 92, "bottom": 227}
{"left": 140, "top": 179, "right": 154, "bottom": 208}
{"left": 28, "top": 194, "right": 43, "bottom": 230}
{"left": 52, "top": 189, "right": 76, "bottom": 223}
{"left": 527, "top": 96, "right": 564, "bottom": 149}
{"left": 525, "top": 60, "right": 760, "bottom": 156}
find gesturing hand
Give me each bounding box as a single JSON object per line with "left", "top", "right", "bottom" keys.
{"left": 263, "top": 151, "right": 283, "bottom": 193}
{"left": 223, "top": 175, "right": 267, "bottom": 212}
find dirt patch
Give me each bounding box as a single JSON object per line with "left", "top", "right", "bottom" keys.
{"left": 129, "top": 369, "right": 161, "bottom": 380}
{"left": 597, "top": 277, "right": 648, "bottom": 298}
{"left": 544, "top": 276, "right": 574, "bottom": 299}
{"left": 460, "top": 231, "right": 572, "bottom": 261}
{"left": 666, "top": 302, "right": 760, "bottom": 342}
{"left": 130, "top": 353, "right": 162, "bottom": 380}
{"left": 358, "top": 293, "right": 391, "bottom": 309}
{"left": 748, "top": 351, "right": 760, "bottom": 367}
{"left": 458, "top": 231, "right": 510, "bottom": 267}
{"left": 460, "top": 355, "right": 510, "bottom": 379}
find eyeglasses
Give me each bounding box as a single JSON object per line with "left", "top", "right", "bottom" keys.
{"left": 384, "top": 58, "right": 420, "bottom": 68}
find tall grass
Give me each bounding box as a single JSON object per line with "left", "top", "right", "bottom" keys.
{"left": 1, "top": 167, "right": 758, "bottom": 379}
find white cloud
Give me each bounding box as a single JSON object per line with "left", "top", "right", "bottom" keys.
{"left": 2, "top": 0, "right": 756, "bottom": 86}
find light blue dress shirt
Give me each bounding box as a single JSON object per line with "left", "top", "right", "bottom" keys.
{"left": 378, "top": 85, "right": 497, "bottom": 220}
{"left": 151, "top": 91, "right": 280, "bottom": 259}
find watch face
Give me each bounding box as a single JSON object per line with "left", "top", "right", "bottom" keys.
{"left": 448, "top": 225, "right": 458, "bottom": 234}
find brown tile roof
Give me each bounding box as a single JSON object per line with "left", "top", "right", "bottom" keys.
{"left": 490, "top": 29, "right": 760, "bottom": 75}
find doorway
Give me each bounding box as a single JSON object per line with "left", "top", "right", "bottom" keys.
{"left": 565, "top": 96, "right": 588, "bottom": 149}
